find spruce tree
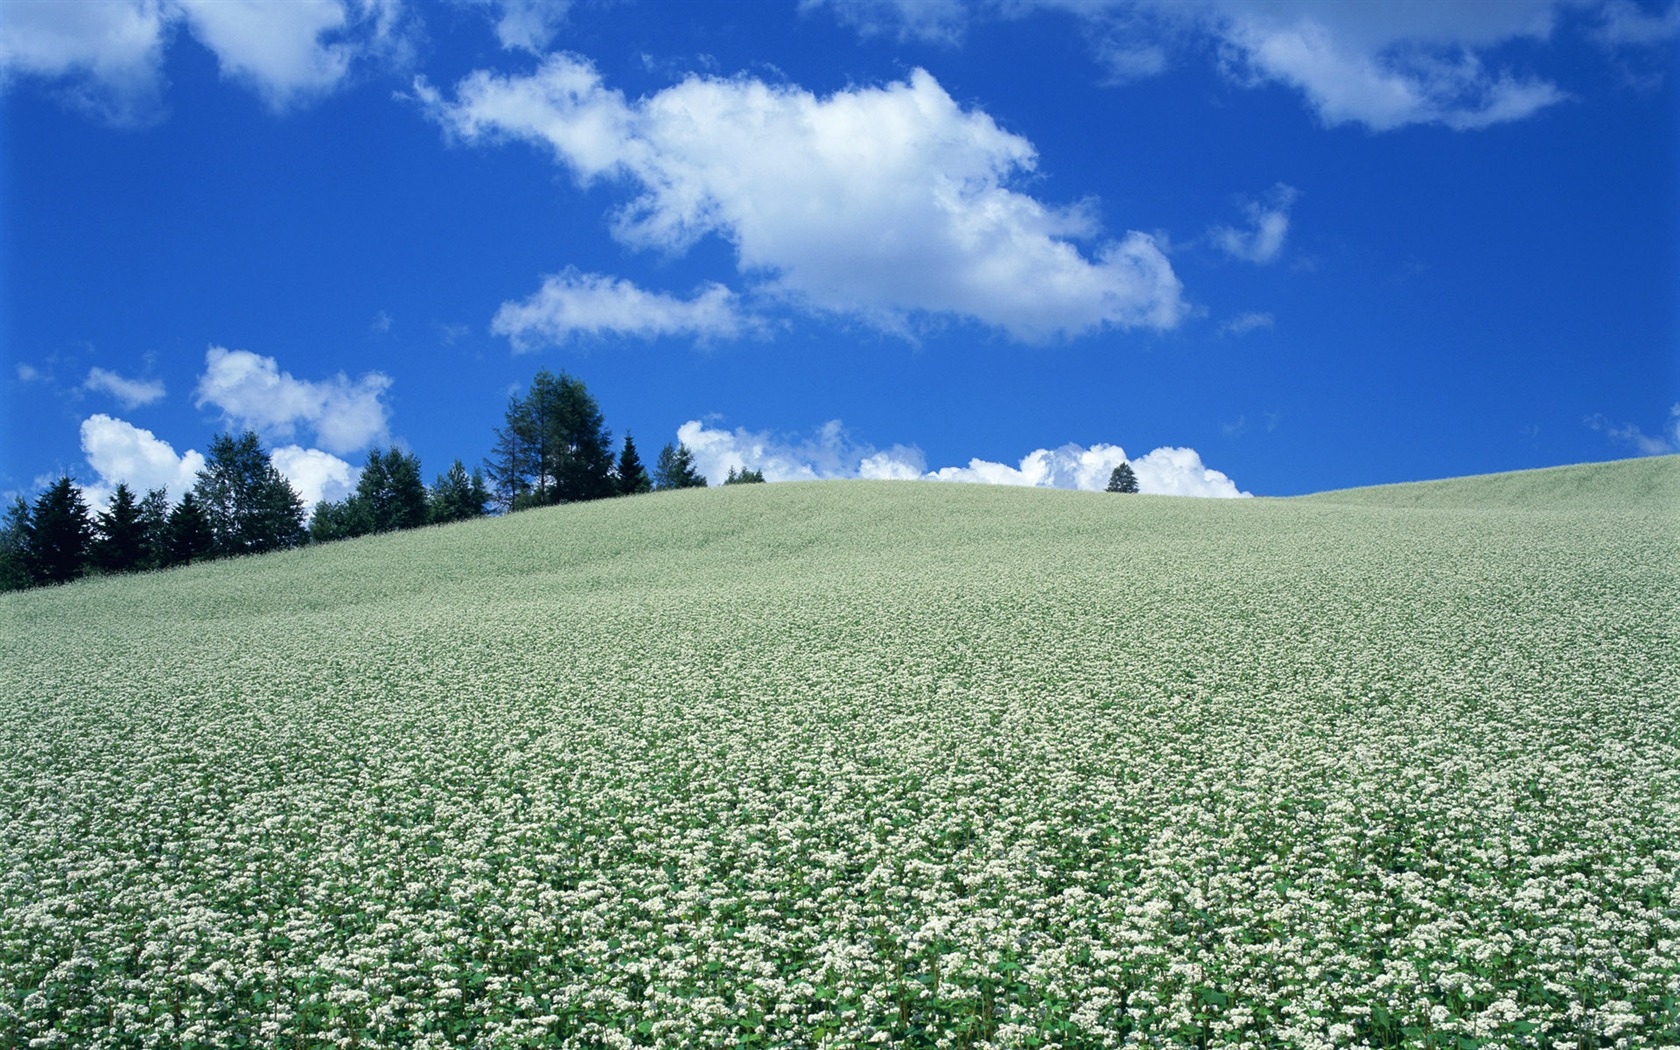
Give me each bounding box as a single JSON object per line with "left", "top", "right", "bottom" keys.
{"left": 1106, "top": 462, "right": 1139, "bottom": 494}
{"left": 0, "top": 497, "right": 33, "bottom": 591}
{"left": 92, "top": 482, "right": 147, "bottom": 573}
{"left": 136, "top": 488, "right": 170, "bottom": 570}
{"left": 163, "top": 491, "right": 213, "bottom": 566}
{"left": 654, "top": 442, "right": 708, "bottom": 489}
{"left": 26, "top": 476, "right": 94, "bottom": 585}
{"left": 615, "top": 432, "right": 652, "bottom": 495}
{"left": 428, "top": 460, "right": 489, "bottom": 523}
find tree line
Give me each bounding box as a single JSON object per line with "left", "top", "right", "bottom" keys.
{"left": 1, "top": 369, "right": 738, "bottom": 592}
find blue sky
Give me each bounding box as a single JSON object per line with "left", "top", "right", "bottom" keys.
{"left": 2, "top": 0, "right": 1676, "bottom": 507}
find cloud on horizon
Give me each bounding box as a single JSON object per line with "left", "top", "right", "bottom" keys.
{"left": 419, "top": 56, "right": 1186, "bottom": 343}
{"left": 675, "top": 418, "right": 1250, "bottom": 497}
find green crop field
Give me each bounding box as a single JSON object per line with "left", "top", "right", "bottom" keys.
{"left": 3, "top": 457, "right": 1677, "bottom": 1049}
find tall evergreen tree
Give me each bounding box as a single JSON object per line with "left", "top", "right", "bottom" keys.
{"left": 0, "top": 497, "right": 33, "bottom": 591}
{"left": 351, "top": 447, "right": 428, "bottom": 533}
{"left": 136, "top": 488, "right": 170, "bottom": 570}
{"left": 193, "top": 431, "right": 307, "bottom": 557}
{"left": 428, "top": 460, "right": 490, "bottom": 523}
{"left": 484, "top": 394, "right": 535, "bottom": 513}
{"left": 25, "top": 476, "right": 94, "bottom": 585}
{"left": 1106, "top": 462, "right": 1140, "bottom": 494}
{"left": 163, "top": 491, "right": 213, "bottom": 566}
{"left": 723, "top": 466, "right": 766, "bottom": 485}
{"left": 615, "top": 432, "right": 652, "bottom": 495}
{"left": 91, "top": 482, "right": 148, "bottom": 573}
{"left": 654, "top": 442, "right": 708, "bottom": 490}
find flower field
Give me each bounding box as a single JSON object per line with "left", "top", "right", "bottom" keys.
{"left": 2, "top": 457, "right": 1677, "bottom": 1049}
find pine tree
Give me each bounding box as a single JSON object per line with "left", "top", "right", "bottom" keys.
{"left": 615, "top": 432, "right": 652, "bottom": 495}
{"left": 1106, "top": 462, "right": 1139, "bottom": 494}
{"left": 26, "top": 476, "right": 94, "bottom": 585}
{"left": 0, "top": 497, "right": 33, "bottom": 591}
{"left": 654, "top": 442, "right": 708, "bottom": 490}
{"left": 92, "top": 482, "right": 148, "bottom": 573}
{"left": 194, "top": 431, "right": 307, "bottom": 557}
{"left": 136, "top": 488, "right": 170, "bottom": 570}
{"left": 428, "top": 460, "right": 490, "bottom": 524}
{"left": 163, "top": 491, "right": 213, "bottom": 566}
{"left": 484, "top": 394, "right": 535, "bottom": 513}
{"left": 723, "top": 466, "right": 766, "bottom": 485}
{"left": 352, "top": 447, "right": 428, "bottom": 532}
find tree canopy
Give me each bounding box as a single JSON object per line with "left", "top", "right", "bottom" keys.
{"left": 655, "top": 443, "right": 708, "bottom": 490}
{"left": 194, "top": 431, "right": 307, "bottom": 557}
{"left": 1106, "top": 463, "right": 1140, "bottom": 494}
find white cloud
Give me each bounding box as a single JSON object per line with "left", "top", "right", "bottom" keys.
{"left": 193, "top": 345, "right": 391, "bottom": 455}
{"left": 1219, "top": 311, "right": 1274, "bottom": 336}
{"left": 78, "top": 413, "right": 205, "bottom": 507}
{"left": 1591, "top": 0, "right": 1680, "bottom": 46}
{"left": 1, "top": 0, "right": 406, "bottom": 120}
{"left": 802, "top": 0, "right": 970, "bottom": 46}
{"left": 1586, "top": 403, "right": 1680, "bottom": 456}
{"left": 270, "top": 444, "right": 356, "bottom": 508}
{"left": 673, "top": 418, "right": 1248, "bottom": 496}
{"left": 16, "top": 363, "right": 42, "bottom": 382}
{"left": 1210, "top": 183, "right": 1297, "bottom": 264}
{"left": 0, "top": 0, "right": 173, "bottom": 125}
{"left": 468, "top": 0, "right": 574, "bottom": 53}
{"left": 84, "top": 366, "right": 166, "bottom": 408}
{"left": 492, "top": 269, "right": 751, "bottom": 350}
{"left": 420, "top": 56, "right": 1185, "bottom": 342}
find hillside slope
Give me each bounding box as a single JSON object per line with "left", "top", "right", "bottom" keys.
{"left": 2, "top": 463, "right": 1676, "bottom": 1048}
{"left": 1299, "top": 452, "right": 1680, "bottom": 511}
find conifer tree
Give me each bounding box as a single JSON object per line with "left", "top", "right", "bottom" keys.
{"left": 92, "top": 482, "right": 147, "bottom": 573}
{"left": 0, "top": 497, "right": 33, "bottom": 591}
{"left": 163, "top": 491, "right": 213, "bottom": 566}
{"left": 428, "top": 460, "right": 490, "bottom": 523}
{"left": 136, "top": 488, "right": 170, "bottom": 570}
{"left": 26, "top": 476, "right": 94, "bottom": 585}
{"left": 615, "top": 432, "right": 652, "bottom": 495}
{"left": 1106, "top": 462, "right": 1140, "bottom": 494}
{"left": 654, "top": 442, "right": 708, "bottom": 489}
{"left": 193, "top": 431, "right": 307, "bottom": 557}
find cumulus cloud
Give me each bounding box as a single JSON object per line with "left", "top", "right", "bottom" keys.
{"left": 492, "top": 269, "right": 752, "bottom": 350}
{"left": 673, "top": 418, "right": 1248, "bottom": 496}
{"left": 270, "top": 444, "right": 356, "bottom": 508}
{"left": 1210, "top": 184, "right": 1298, "bottom": 264}
{"left": 193, "top": 346, "right": 391, "bottom": 455}
{"left": 78, "top": 413, "right": 205, "bottom": 508}
{"left": 0, "top": 0, "right": 407, "bottom": 121}
{"left": 83, "top": 366, "right": 166, "bottom": 409}
{"left": 1586, "top": 403, "right": 1680, "bottom": 456}
{"left": 420, "top": 56, "right": 1185, "bottom": 342}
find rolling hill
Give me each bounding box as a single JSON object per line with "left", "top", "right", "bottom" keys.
{"left": 3, "top": 457, "right": 1676, "bottom": 1048}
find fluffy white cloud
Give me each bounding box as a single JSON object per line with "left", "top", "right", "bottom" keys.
{"left": 673, "top": 418, "right": 1248, "bottom": 497}
{"left": 420, "top": 56, "right": 1185, "bottom": 342}
{"left": 1219, "top": 311, "right": 1275, "bottom": 336}
{"left": 492, "top": 269, "right": 751, "bottom": 350}
{"left": 193, "top": 346, "right": 391, "bottom": 455}
{"left": 79, "top": 413, "right": 205, "bottom": 507}
{"left": 0, "top": 0, "right": 405, "bottom": 120}
{"left": 0, "top": 0, "right": 172, "bottom": 124}
{"left": 83, "top": 366, "right": 166, "bottom": 409}
{"left": 1210, "top": 184, "right": 1297, "bottom": 264}
{"left": 468, "top": 0, "right": 574, "bottom": 53}
{"left": 270, "top": 444, "right": 356, "bottom": 508}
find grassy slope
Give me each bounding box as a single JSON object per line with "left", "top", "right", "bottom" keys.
{"left": 2, "top": 459, "right": 1677, "bottom": 1047}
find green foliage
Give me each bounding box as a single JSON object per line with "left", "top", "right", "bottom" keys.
{"left": 135, "top": 488, "right": 170, "bottom": 571}
{"left": 654, "top": 441, "right": 708, "bottom": 489}
{"left": 615, "top": 432, "right": 652, "bottom": 496}
{"left": 162, "top": 490, "right": 214, "bottom": 567}
{"left": 723, "top": 465, "right": 767, "bottom": 485}
{"left": 487, "top": 369, "right": 615, "bottom": 510}
{"left": 0, "top": 497, "right": 33, "bottom": 592}
{"left": 2, "top": 461, "right": 1676, "bottom": 1047}
{"left": 429, "top": 459, "right": 491, "bottom": 524}
{"left": 193, "top": 431, "right": 307, "bottom": 557}
{"left": 90, "top": 483, "right": 148, "bottom": 573}
{"left": 1106, "top": 462, "right": 1139, "bottom": 493}
{"left": 24, "top": 476, "right": 93, "bottom": 585}
{"left": 352, "top": 447, "right": 428, "bottom": 534}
